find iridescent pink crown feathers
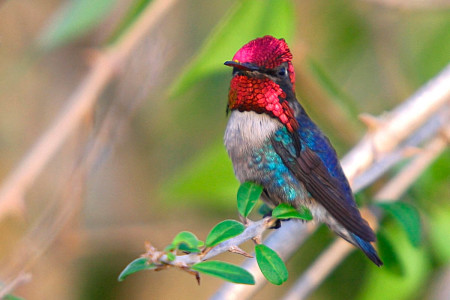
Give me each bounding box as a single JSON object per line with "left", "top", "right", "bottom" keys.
{"left": 232, "top": 35, "right": 293, "bottom": 69}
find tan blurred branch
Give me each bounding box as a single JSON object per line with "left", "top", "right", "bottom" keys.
{"left": 0, "top": 272, "right": 32, "bottom": 298}
{"left": 212, "top": 63, "right": 450, "bottom": 299}
{"left": 0, "top": 0, "right": 177, "bottom": 218}
{"left": 362, "top": 0, "right": 450, "bottom": 9}
{"left": 342, "top": 64, "right": 450, "bottom": 182}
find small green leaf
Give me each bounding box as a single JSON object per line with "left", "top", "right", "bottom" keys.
{"left": 377, "top": 202, "right": 422, "bottom": 247}
{"left": 377, "top": 230, "right": 403, "bottom": 275}
{"left": 166, "top": 252, "right": 176, "bottom": 261}
{"left": 272, "top": 203, "right": 313, "bottom": 221}
{"left": 173, "top": 231, "right": 202, "bottom": 253}
{"left": 237, "top": 182, "right": 263, "bottom": 217}
{"left": 191, "top": 261, "right": 255, "bottom": 285}
{"left": 258, "top": 203, "right": 272, "bottom": 216}
{"left": 255, "top": 244, "right": 288, "bottom": 285}
{"left": 172, "top": 231, "right": 201, "bottom": 248}
{"left": 118, "top": 257, "right": 156, "bottom": 281}
{"left": 38, "top": 0, "right": 117, "bottom": 50}
{"left": 205, "top": 220, "right": 245, "bottom": 247}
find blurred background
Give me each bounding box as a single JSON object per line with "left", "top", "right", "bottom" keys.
{"left": 0, "top": 0, "right": 449, "bottom": 299}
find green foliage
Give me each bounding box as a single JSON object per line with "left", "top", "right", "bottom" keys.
{"left": 400, "top": 15, "right": 450, "bottom": 85}
{"left": 377, "top": 230, "right": 403, "bottom": 275}
{"left": 160, "top": 143, "right": 238, "bottom": 210}
{"left": 166, "top": 252, "right": 176, "bottom": 261}
{"left": 357, "top": 221, "right": 430, "bottom": 300}
{"left": 191, "top": 261, "right": 255, "bottom": 285}
{"left": 255, "top": 244, "right": 288, "bottom": 285}
{"left": 427, "top": 204, "right": 450, "bottom": 264}
{"left": 107, "top": 0, "right": 153, "bottom": 44}
{"left": 38, "top": 0, "right": 117, "bottom": 50}
{"left": 237, "top": 182, "right": 263, "bottom": 217}
{"left": 272, "top": 203, "right": 313, "bottom": 221}
{"left": 205, "top": 220, "right": 245, "bottom": 247}
{"left": 377, "top": 202, "right": 422, "bottom": 247}
{"left": 169, "top": 0, "right": 295, "bottom": 96}
{"left": 118, "top": 258, "right": 156, "bottom": 281}
{"left": 172, "top": 231, "right": 203, "bottom": 253}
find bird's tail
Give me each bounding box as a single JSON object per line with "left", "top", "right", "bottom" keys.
{"left": 350, "top": 233, "right": 383, "bottom": 267}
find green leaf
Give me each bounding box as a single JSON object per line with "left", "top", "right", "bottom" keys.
{"left": 107, "top": 0, "right": 152, "bottom": 45}
{"left": 38, "top": 0, "right": 117, "bottom": 50}
{"left": 169, "top": 0, "right": 295, "bottom": 96}
{"left": 172, "top": 231, "right": 202, "bottom": 253}
{"left": 377, "top": 202, "right": 422, "bottom": 247}
{"left": 118, "top": 257, "right": 156, "bottom": 281}
{"left": 376, "top": 230, "right": 403, "bottom": 276}
{"left": 255, "top": 244, "right": 288, "bottom": 285}
{"left": 205, "top": 220, "right": 245, "bottom": 247}
{"left": 272, "top": 203, "right": 313, "bottom": 221}
{"left": 237, "top": 182, "right": 263, "bottom": 217}
{"left": 191, "top": 261, "right": 255, "bottom": 285}
{"left": 166, "top": 252, "right": 176, "bottom": 261}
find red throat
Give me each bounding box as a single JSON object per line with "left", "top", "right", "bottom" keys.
{"left": 228, "top": 75, "right": 299, "bottom": 132}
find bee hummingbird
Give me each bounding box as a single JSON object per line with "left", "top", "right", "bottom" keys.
{"left": 224, "top": 36, "right": 382, "bottom": 266}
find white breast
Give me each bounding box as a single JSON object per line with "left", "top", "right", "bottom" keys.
{"left": 224, "top": 111, "right": 282, "bottom": 155}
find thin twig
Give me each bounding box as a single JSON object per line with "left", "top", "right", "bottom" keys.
{"left": 133, "top": 218, "right": 276, "bottom": 270}
{"left": 352, "top": 108, "right": 447, "bottom": 192}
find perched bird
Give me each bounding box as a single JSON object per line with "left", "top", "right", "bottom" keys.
{"left": 224, "top": 36, "right": 382, "bottom": 266}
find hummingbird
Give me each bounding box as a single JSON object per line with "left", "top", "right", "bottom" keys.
{"left": 224, "top": 36, "right": 382, "bottom": 266}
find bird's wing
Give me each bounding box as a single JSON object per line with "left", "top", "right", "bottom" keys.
{"left": 272, "top": 135, "right": 375, "bottom": 242}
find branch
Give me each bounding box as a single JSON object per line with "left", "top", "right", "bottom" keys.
{"left": 0, "top": 272, "right": 32, "bottom": 299}
{"left": 142, "top": 218, "right": 273, "bottom": 269}
{"left": 211, "top": 64, "right": 450, "bottom": 299}
{"left": 341, "top": 64, "right": 450, "bottom": 181}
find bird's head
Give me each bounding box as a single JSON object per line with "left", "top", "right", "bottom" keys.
{"left": 225, "top": 35, "right": 298, "bottom": 132}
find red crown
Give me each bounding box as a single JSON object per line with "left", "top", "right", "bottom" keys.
{"left": 232, "top": 36, "right": 293, "bottom": 68}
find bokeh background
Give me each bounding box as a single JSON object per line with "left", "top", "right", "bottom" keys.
{"left": 0, "top": 0, "right": 449, "bottom": 299}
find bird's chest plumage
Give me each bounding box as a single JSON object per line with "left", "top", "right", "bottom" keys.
{"left": 224, "top": 111, "right": 309, "bottom": 206}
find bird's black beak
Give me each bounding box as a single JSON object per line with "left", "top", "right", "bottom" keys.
{"left": 224, "top": 60, "right": 259, "bottom": 72}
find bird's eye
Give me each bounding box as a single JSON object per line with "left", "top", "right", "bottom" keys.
{"left": 278, "top": 67, "right": 287, "bottom": 77}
